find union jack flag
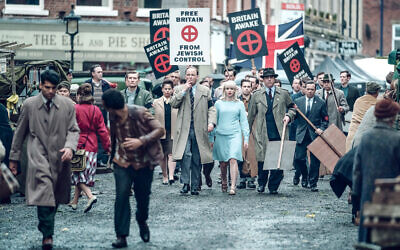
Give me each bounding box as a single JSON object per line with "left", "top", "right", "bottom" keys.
{"left": 229, "top": 17, "right": 304, "bottom": 70}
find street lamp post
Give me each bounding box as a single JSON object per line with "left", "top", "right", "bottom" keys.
{"left": 64, "top": 5, "right": 80, "bottom": 70}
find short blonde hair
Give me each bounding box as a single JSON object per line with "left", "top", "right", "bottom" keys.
{"left": 221, "top": 80, "right": 239, "bottom": 101}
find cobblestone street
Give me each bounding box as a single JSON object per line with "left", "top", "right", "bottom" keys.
{"left": 0, "top": 169, "right": 357, "bottom": 249}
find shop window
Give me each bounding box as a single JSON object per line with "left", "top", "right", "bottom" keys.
{"left": 75, "top": 0, "right": 117, "bottom": 17}
{"left": 136, "top": 0, "right": 163, "bottom": 17}
{"left": 393, "top": 25, "right": 400, "bottom": 50}
{"left": 3, "top": 0, "right": 49, "bottom": 16}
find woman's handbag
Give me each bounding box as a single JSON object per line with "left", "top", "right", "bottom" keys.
{"left": 70, "top": 149, "right": 87, "bottom": 172}
{"left": 0, "top": 163, "right": 20, "bottom": 200}
{"left": 71, "top": 107, "right": 95, "bottom": 172}
{"left": 241, "top": 151, "right": 250, "bottom": 175}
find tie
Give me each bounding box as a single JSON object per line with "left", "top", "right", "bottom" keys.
{"left": 306, "top": 99, "right": 311, "bottom": 117}
{"left": 268, "top": 88, "right": 272, "bottom": 99}
{"left": 46, "top": 100, "right": 51, "bottom": 112}
{"left": 190, "top": 89, "right": 194, "bottom": 111}
{"left": 190, "top": 90, "right": 194, "bottom": 126}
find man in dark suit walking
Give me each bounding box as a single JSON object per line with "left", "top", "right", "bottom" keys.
{"left": 339, "top": 70, "right": 360, "bottom": 111}
{"left": 293, "top": 80, "right": 329, "bottom": 192}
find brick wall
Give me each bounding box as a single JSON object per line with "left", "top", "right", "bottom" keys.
{"left": 363, "top": 0, "right": 400, "bottom": 57}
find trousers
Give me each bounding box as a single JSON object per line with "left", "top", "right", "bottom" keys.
{"left": 180, "top": 127, "right": 201, "bottom": 190}
{"left": 114, "top": 164, "right": 153, "bottom": 237}
{"left": 37, "top": 205, "right": 58, "bottom": 239}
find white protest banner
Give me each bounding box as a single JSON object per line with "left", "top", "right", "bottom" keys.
{"left": 169, "top": 8, "right": 210, "bottom": 65}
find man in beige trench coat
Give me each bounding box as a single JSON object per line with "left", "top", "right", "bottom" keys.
{"left": 171, "top": 66, "right": 216, "bottom": 195}
{"left": 248, "top": 68, "right": 296, "bottom": 194}
{"left": 9, "top": 70, "right": 80, "bottom": 249}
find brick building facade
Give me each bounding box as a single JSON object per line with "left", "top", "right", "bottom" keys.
{"left": 362, "top": 0, "right": 400, "bottom": 57}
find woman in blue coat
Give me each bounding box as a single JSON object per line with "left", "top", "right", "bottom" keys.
{"left": 213, "top": 80, "right": 249, "bottom": 195}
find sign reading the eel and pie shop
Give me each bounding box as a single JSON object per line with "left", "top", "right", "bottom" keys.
{"left": 169, "top": 8, "right": 210, "bottom": 65}
{"left": 144, "top": 38, "right": 178, "bottom": 79}
{"left": 150, "top": 9, "right": 170, "bottom": 43}
{"left": 228, "top": 8, "right": 268, "bottom": 60}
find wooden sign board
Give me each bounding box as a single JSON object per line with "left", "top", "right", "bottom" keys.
{"left": 307, "top": 124, "right": 346, "bottom": 173}
{"left": 263, "top": 140, "right": 296, "bottom": 170}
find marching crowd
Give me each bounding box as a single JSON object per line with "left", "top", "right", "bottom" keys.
{"left": 0, "top": 63, "right": 399, "bottom": 249}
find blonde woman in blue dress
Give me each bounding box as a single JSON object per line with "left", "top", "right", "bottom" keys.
{"left": 213, "top": 80, "right": 250, "bottom": 195}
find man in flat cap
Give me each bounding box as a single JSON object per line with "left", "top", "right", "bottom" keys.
{"left": 353, "top": 98, "right": 400, "bottom": 244}
{"left": 248, "top": 68, "right": 296, "bottom": 194}
{"left": 316, "top": 73, "right": 349, "bottom": 131}
{"left": 346, "top": 82, "right": 381, "bottom": 151}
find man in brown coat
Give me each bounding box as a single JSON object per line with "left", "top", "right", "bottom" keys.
{"left": 9, "top": 70, "right": 80, "bottom": 249}
{"left": 103, "top": 89, "right": 164, "bottom": 248}
{"left": 248, "top": 68, "right": 296, "bottom": 194}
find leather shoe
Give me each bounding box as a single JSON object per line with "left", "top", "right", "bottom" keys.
{"left": 190, "top": 189, "right": 199, "bottom": 195}
{"left": 247, "top": 180, "right": 256, "bottom": 189}
{"left": 84, "top": 196, "right": 97, "bottom": 213}
{"left": 269, "top": 190, "right": 278, "bottom": 195}
{"left": 237, "top": 182, "right": 246, "bottom": 189}
{"left": 42, "top": 237, "right": 53, "bottom": 250}
{"left": 169, "top": 179, "right": 175, "bottom": 185}
{"left": 293, "top": 177, "right": 300, "bottom": 186}
{"left": 257, "top": 185, "right": 265, "bottom": 193}
{"left": 112, "top": 237, "right": 127, "bottom": 248}
{"left": 205, "top": 175, "right": 212, "bottom": 187}
{"left": 301, "top": 179, "right": 308, "bottom": 188}
{"left": 180, "top": 184, "right": 190, "bottom": 194}
{"left": 310, "top": 186, "right": 319, "bottom": 192}
{"left": 139, "top": 223, "right": 150, "bottom": 242}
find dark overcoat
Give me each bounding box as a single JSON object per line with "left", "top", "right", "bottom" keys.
{"left": 352, "top": 122, "right": 400, "bottom": 243}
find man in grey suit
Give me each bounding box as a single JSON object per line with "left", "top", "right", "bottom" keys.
{"left": 316, "top": 73, "right": 349, "bottom": 131}
{"left": 293, "top": 81, "right": 329, "bottom": 192}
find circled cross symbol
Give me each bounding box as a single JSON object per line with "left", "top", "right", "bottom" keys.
{"left": 154, "top": 27, "right": 170, "bottom": 42}
{"left": 237, "top": 30, "right": 262, "bottom": 56}
{"left": 181, "top": 25, "right": 198, "bottom": 42}
{"left": 289, "top": 58, "right": 301, "bottom": 73}
{"left": 154, "top": 54, "right": 172, "bottom": 73}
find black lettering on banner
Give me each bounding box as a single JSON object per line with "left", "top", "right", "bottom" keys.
{"left": 278, "top": 42, "right": 313, "bottom": 84}
{"left": 150, "top": 9, "right": 170, "bottom": 43}
{"left": 144, "top": 38, "right": 178, "bottom": 79}
{"left": 228, "top": 8, "right": 268, "bottom": 60}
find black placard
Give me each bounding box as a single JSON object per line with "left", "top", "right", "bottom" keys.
{"left": 278, "top": 42, "right": 313, "bottom": 84}
{"left": 144, "top": 38, "right": 178, "bottom": 79}
{"left": 150, "top": 9, "right": 169, "bottom": 43}
{"left": 228, "top": 8, "right": 268, "bottom": 60}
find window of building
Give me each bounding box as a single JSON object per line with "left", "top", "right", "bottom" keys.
{"left": 3, "top": 0, "right": 48, "bottom": 16}
{"left": 393, "top": 24, "right": 400, "bottom": 50}
{"left": 136, "top": 0, "right": 163, "bottom": 17}
{"left": 75, "top": 0, "right": 117, "bottom": 17}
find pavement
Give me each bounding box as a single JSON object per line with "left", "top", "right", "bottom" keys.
{"left": 0, "top": 168, "right": 357, "bottom": 249}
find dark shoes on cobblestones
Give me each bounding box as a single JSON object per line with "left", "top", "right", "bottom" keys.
{"left": 247, "top": 180, "right": 256, "bottom": 189}
{"left": 42, "top": 237, "right": 53, "bottom": 250}
{"left": 310, "top": 186, "right": 319, "bottom": 192}
{"left": 293, "top": 177, "right": 300, "bottom": 186}
{"left": 301, "top": 179, "right": 308, "bottom": 188}
{"left": 237, "top": 182, "right": 246, "bottom": 189}
{"left": 205, "top": 175, "right": 212, "bottom": 187}
{"left": 180, "top": 184, "right": 190, "bottom": 194}
{"left": 257, "top": 185, "right": 265, "bottom": 193}
{"left": 112, "top": 236, "right": 127, "bottom": 248}
{"left": 269, "top": 190, "right": 278, "bottom": 195}
{"left": 139, "top": 223, "right": 150, "bottom": 242}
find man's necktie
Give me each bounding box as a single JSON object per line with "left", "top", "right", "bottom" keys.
{"left": 306, "top": 99, "right": 311, "bottom": 117}
{"left": 46, "top": 100, "right": 51, "bottom": 112}
{"left": 190, "top": 89, "right": 194, "bottom": 110}
{"left": 268, "top": 88, "right": 272, "bottom": 99}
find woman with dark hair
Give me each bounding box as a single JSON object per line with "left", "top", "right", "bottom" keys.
{"left": 69, "top": 83, "right": 110, "bottom": 212}
{"left": 153, "top": 79, "right": 178, "bottom": 185}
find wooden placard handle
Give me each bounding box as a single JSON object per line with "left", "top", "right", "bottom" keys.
{"left": 276, "top": 122, "right": 287, "bottom": 169}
